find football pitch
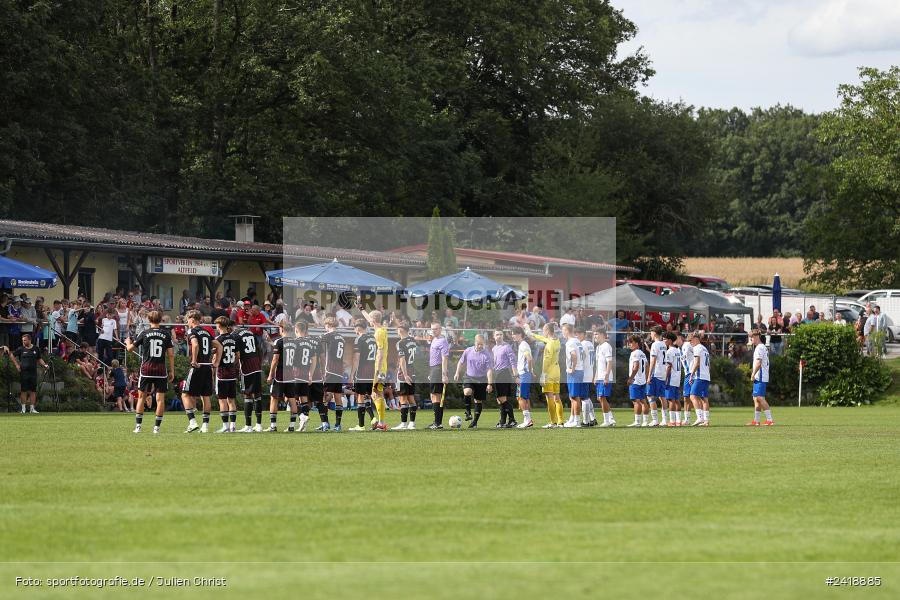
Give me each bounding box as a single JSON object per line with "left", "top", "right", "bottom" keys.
{"left": 2, "top": 407, "right": 899, "bottom": 599}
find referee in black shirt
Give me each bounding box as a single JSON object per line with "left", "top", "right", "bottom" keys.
{"left": 5, "top": 333, "right": 48, "bottom": 413}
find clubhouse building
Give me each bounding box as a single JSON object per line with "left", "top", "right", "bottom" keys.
{"left": 0, "top": 218, "right": 635, "bottom": 315}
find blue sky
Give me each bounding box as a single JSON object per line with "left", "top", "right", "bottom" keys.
{"left": 614, "top": 0, "right": 900, "bottom": 112}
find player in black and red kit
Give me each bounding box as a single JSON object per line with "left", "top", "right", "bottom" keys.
{"left": 293, "top": 321, "right": 317, "bottom": 432}
{"left": 317, "top": 316, "right": 346, "bottom": 432}
{"left": 267, "top": 320, "right": 298, "bottom": 432}
{"left": 236, "top": 325, "right": 263, "bottom": 432}
{"left": 214, "top": 316, "right": 239, "bottom": 433}
{"left": 395, "top": 323, "right": 419, "bottom": 430}
{"left": 125, "top": 310, "right": 174, "bottom": 434}
{"left": 183, "top": 310, "right": 222, "bottom": 433}
{"left": 349, "top": 319, "right": 378, "bottom": 431}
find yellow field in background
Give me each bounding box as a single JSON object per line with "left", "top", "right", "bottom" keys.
{"left": 683, "top": 257, "right": 806, "bottom": 287}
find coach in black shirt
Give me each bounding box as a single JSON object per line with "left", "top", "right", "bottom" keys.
{"left": 6, "top": 332, "right": 48, "bottom": 413}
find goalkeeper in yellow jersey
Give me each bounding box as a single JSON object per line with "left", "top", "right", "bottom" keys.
{"left": 361, "top": 308, "right": 389, "bottom": 431}
{"left": 526, "top": 321, "right": 565, "bottom": 428}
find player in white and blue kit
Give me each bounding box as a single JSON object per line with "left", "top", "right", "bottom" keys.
{"left": 678, "top": 332, "right": 694, "bottom": 424}
{"left": 663, "top": 332, "right": 682, "bottom": 426}
{"left": 688, "top": 331, "right": 711, "bottom": 426}
{"left": 626, "top": 335, "right": 648, "bottom": 427}
{"left": 593, "top": 330, "right": 616, "bottom": 427}
{"left": 748, "top": 329, "right": 774, "bottom": 426}
{"left": 645, "top": 326, "right": 667, "bottom": 426}
{"left": 577, "top": 328, "right": 596, "bottom": 426}
{"left": 562, "top": 324, "right": 584, "bottom": 428}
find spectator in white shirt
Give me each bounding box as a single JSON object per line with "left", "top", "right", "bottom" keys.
{"left": 559, "top": 307, "right": 576, "bottom": 328}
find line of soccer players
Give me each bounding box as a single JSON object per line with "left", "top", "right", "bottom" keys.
{"left": 126, "top": 311, "right": 773, "bottom": 433}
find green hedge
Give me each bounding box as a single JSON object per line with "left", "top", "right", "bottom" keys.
{"left": 785, "top": 323, "right": 891, "bottom": 406}
{"left": 785, "top": 323, "right": 859, "bottom": 385}
{"left": 818, "top": 357, "right": 892, "bottom": 407}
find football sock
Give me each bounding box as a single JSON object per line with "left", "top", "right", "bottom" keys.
{"left": 135, "top": 413, "right": 143, "bottom": 425}
{"left": 220, "top": 411, "right": 228, "bottom": 424}
{"left": 650, "top": 409, "right": 658, "bottom": 422}
{"left": 289, "top": 412, "right": 297, "bottom": 427}
{"left": 366, "top": 403, "right": 375, "bottom": 419}
{"left": 464, "top": 396, "right": 472, "bottom": 415}
{"left": 269, "top": 411, "right": 277, "bottom": 427}
{"left": 244, "top": 400, "right": 253, "bottom": 426}
{"left": 316, "top": 401, "right": 328, "bottom": 423}
{"left": 374, "top": 396, "right": 386, "bottom": 423}
{"left": 642, "top": 414, "right": 649, "bottom": 425}
{"left": 300, "top": 403, "right": 310, "bottom": 416}
{"left": 230, "top": 411, "right": 237, "bottom": 423}
{"left": 186, "top": 408, "right": 196, "bottom": 423}
{"left": 253, "top": 399, "right": 263, "bottom": 424}
{"left": 499, "top": 402, "right": 508, "bottom": 425}
{"left": 202, "top": 411, "right": 210, "bottom": 424}
{"left": 546, "top": 401, "right": 555, "bottom": 423}
{"left": 523, "top": 409, "right": 531, "bottom": 423}
{"left": 754, "top": 411, "right": 761, "bottom": 422}
{"left": 357, "top": 406, "right": 367, "bottom": 427}
{"left": 400, "top": 406, "right": 409, "bottom": 423}
{"left": 473, "top": 402, "right": 482, "bottom": 425}
{"left": 433, "top": 404, "right": 443, "bottom": 425}
{"left": 335, "top": 406, "right": 343, "bottom": 426}
{"left": 633, "top": 413, "right": 641, "bottom": 424}
{"left": 554, "top": 399, "right": 564, "bottom": 424}
{"left": 154, "top": 415, "right": 163, "bottom": 428}
{"left": 409, "top": 405, "right": 417, "bottom": 424}
{"left": 764, "top": 409, "right": 772, "bottom": 421}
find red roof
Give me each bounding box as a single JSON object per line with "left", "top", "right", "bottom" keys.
{"left": 391, "top": 245, "right": 637, "bottom": 273}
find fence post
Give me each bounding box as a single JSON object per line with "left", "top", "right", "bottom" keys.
{"left": 798, "top": 358, "right": 805, "bottom": 407}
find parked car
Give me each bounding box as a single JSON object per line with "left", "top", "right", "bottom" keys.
{"left": 729, "top": 285, "right": 803, "bottom": 296}
{"left": 843, "top": 289, "right": 871, "bottom": 299}
{"left": 686, "top": 274, "right": 730, "bottom": 291}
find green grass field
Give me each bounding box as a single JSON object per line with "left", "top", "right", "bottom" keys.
{"left": 2, "top": 406, "right": 899, "bottom": 599}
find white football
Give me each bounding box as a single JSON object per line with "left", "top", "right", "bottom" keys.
{"left": 448, "top": 415, "right": 462, "bottom": 429}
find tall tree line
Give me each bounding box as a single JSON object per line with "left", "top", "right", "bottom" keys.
{"left": 1, "top": 2, "right": 896, "bottom": 286}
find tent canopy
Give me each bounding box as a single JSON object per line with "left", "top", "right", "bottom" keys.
{"left": 666, "top": 287, "right": 752, "bottom": 315}
{"left": 0, "top": 255, "right": 58, "bottom": 289}
{"left": 266, "top": 259, "right": 402, "bottom": 293}
{"left": 408, "top": 268, "right": 526, "bottom": 301}
{"left": 562, "top": 284, "right": 690, "bottom": 313}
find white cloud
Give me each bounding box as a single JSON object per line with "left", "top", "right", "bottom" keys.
{"left": 613, "top": 0, "right": 898, "bottom": 111}
{"left": 789, "top": 0, "right": 900, "bottom": 56}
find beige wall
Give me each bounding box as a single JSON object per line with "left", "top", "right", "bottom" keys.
{"left": 6, "top": 244, "right": 277, "bottom": 316}
{"left": 8, "top": 246, "right": 118, "bottom": 305}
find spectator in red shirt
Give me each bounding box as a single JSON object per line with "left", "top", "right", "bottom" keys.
{"left": 234, "top": 301, "right": 250, "bottom": 326}
{"left": 247, "top": 305, "right": 267, "bottom": 337}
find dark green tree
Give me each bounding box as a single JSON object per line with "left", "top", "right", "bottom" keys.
{"left": 803, "top": 67, "right": 900, "bottom": 289}
{"left": 696, "top": 106, "right": 832, "bottom": 256}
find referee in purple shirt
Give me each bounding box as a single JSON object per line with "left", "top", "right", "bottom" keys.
{"left": 454, "top": 334, "right": 494, "bottom": 429}
{"left": 491, "top": 330, "right": 517, "bottom": 427}
{"left": 428, "top": 322, "right": 450, "bottom": 429}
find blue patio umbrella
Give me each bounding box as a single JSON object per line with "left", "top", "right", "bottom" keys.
{"left": 408, "top": 267, "right": 526, "bottom": 301}
{"left": 0, "top": 255, "right": 58, "bottom": 289}
{"left": 266, "top": 259, "right": 402, "bottom": 293}
{"left": 772, "top": 273, "right": 782, "bottom": 313}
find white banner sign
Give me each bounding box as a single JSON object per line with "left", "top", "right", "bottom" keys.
{"left": 147, "top": 257, "right": 222, "bottom": 277}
